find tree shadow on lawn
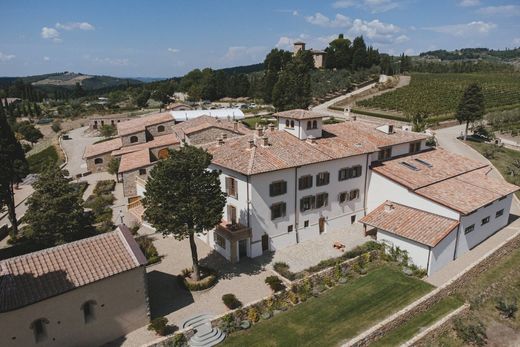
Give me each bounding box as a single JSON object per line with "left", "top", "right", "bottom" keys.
{"left": 199, "top": 249, "right": 274, "bottom": 280}
{"left": 147, "top": 270, "right": 194, "bottom": 319}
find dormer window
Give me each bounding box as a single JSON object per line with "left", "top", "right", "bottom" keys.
{"left": 378, "top": 147, "right": 392, "bottom": 161}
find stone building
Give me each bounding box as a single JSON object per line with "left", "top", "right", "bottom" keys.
{"left": 88, "top": 114, "right": 131, "bottom": 131}
{"left": 84, "top": 137, "right": 123, "bottom": 173}
{"left": 293, "top": 41, "right": 326, "bottom": 69}
{"left": 0, "top": 225, "right": 149, "bottom": 347}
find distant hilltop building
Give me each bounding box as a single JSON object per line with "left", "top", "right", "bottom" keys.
{"left": 293, "top": 41, "right": 326, "bottom": 69}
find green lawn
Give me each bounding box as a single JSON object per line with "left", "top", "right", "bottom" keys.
{"left": 241, "top": 116, "right": 276, "bottom": 129}
{"left": 222, "top": 266, "right": 433, "bottom": 347}
{"left": 27, "top": 145, "right": 62, "bottom": 173}
{"left": 370, "top": 296, "right": 463, "bottom": 347}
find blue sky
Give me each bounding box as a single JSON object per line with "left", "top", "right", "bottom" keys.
{"left": 1, "top": 0, "right": 519, "bottom": 78}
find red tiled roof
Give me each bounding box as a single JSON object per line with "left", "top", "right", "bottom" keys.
{"left": 274, "top": 109, "right": 324, "bottom": 120}
{"left": 0, "top": 225, "right": 146, "bottom": 312}
{"left": 172, "top": 115, "right": 250, "bottom": 139}
{"left": 84, "top": 137, "right": 122, "bottom": 158}
{"left": 111, "top": 133, "right": 180, "bottom": 156}
{"left": 360, "top": 201, "right": 459, "bottom": 247}
{"left": 372, "top": 149, "right": 519, "bottom": 214}
{"left": 205, "top": 121, "right": 428, "bottom": 175}
{"left": 117, "top": 112, "right": 173, "bottom": 136}
{"left": 118, "top": 149, "right": 152, "bottom": 173}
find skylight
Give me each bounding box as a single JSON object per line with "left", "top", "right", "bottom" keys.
{"left": 414, "top": 158, "right": 433, "bottom": 168}
{"left": 400, "top": 161, "right": 420, "bottom": 171}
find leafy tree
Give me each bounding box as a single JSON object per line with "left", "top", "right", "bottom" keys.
{"left": 0, "top": 109, "right": 28, "bottom": 237}
{"left": 263, "top": 49, "right": 292, "bottom": 103}
{"left": 143, "top": 146, "right": 226, "bottom": 280}
{"left": 456, "top": 83, "right": 485, "bottom": 140}
{"left": 22, "top": 166, "right": 95, "bottom": 247}
{"left": 351, "top": 36, "right": 368, "bottom": 70}
{"left": 135, "top": 90, "right": 151, "bottom": 108}
{"left": 99, "top": 124, "right": 116, "bottom": 138}
{"left": 16, "top": 122, "right": 43, "bottom": 145}
{"left": 325, "top": 34, "right": 352, "bottom": 69}
{"left": 107, "top": 157, "right": 121, "bottom": 175}
{"left": 272, "top": 52, "right": 312, "bottom": 110}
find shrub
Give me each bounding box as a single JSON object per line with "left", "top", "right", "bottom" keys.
{"left": 51, "top": 121, "right": 61, "bottom": 133}
{"left": 247, "top": 307, "right": 260, "bottom": 323}
{"left": 273, "top": 262, "right": 295, "bottom": 280}
{"left": 454, "top": 319, "right": 487, "bottom": 347}
{"left": 167, "top": 333, "right": 187, "bottom": 347}
{"left": 148, "top": 316, "right": 168, "bottom": 336}
{"left": 136, "top": 235, "right": 161, "bottom": 264}
{"left": 265, "top": 276, "right": 285, "bottom": 292}
{"left": 93, "top": 180, "right": 116, "bottom": 195}
{"left": 180, "top": 266, "right": 218, "bottom": 291}
{"left": 287, "top": 290, "right": 299, "bottom": 305}
{"left": 495, "top": 298, "right": 518, "bottom": 319}
{"left": 222, "top": 294, "right": 242, "bottom": 310}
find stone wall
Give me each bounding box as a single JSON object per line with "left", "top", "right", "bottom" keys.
{"left": 86, "top": 152, "right": 112, "bottom": 173}
{"left": 122, "top": 165, "right": 154, "bottom": 197}
{"left": 121, "top": 131, "right": 146, "bottom": 147}
{"left": 146, "top": 121, "right": 175, "bottom": 138}
{"left": 344, "top": 230, "right": 520, "bottom": 347}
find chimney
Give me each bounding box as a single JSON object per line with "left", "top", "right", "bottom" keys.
{"left": 261, "top": 135, "right": 269, "bottom": 147}
{"left": 351, "top": 115, "right": 357, "bottom": 121}
{"left": 222, "top": 133, "right": 228, "bottom": 140}
{"left": 248, "top": 138, "right": 255, "bottom": 149}
{"left": 233, "top": 120, "right": 239, "bottom": 132}
{"left": 255, "top": 124, "right": 263, "bottom": 137}
{"left": 388, "top": 124, "right": 394, "bottom": 134}
{"left": 268, "top": 123, "right": 275, "bottom": 132}
{"left": 217, "top": 136, "right": 225, "bottom": 146}
{"left": 306, "top": 135, "right": 316, "bottom": 144}
{"left": 384, "top": 202, "right": 394, "bottom": 212}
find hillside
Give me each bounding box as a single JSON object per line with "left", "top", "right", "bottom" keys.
{"left": 418, "top": 48, "right": 520, "bottom": 62}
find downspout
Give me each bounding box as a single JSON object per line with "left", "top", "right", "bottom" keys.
{"left": 426, "top": 246, "right": 432, "bottom": 276}
{"left": 295, "top": 167, "right": 299, "bottom": 244}
{"left": 363, "top": 154, "right": 370, "bottom": 216}
{"left": 453, "top": 221, "right": 461, "bottom": 260}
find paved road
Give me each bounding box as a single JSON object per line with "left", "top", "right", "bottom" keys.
{"left": 62, "top": 126, "right": 103, "bottom": 177}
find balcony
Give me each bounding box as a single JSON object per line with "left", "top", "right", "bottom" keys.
{"left": 216, "top": 220, "right": 251, "bottom": 242}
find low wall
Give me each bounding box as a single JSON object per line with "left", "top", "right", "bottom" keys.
{"left": 343, "top": 230, "right": 520, "bottom": 347}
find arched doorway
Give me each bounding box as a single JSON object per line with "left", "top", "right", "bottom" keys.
{"left": 158, "top": 148, "right": 169, "bottom": 159}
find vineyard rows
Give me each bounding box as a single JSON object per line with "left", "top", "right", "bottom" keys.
{"left": 357, "top": 73, "right": 520, "bottom": 117}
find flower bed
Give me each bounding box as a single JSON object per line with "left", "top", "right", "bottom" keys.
{"left": 179, "top": 266, "right": 218, "bottom": 291}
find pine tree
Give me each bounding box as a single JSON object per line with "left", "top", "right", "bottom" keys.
{"left": 0, "top": 107, "right": 28, "bottom": 237}
{"left": 456, "top": 83, "right": 485, "bottom": 140}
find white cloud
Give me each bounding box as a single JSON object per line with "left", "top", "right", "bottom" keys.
{"left": 222, "top": 46, "right": 268, "bottom": 62}
{"left": 459, "top": 0, "right": 480, "bottom": 7}
{"left": 167, "top": 48, "right": 180, "bottom": 53}
{"left": 293, "top": 10, "right": 299, "bottom": 16}
{"left": 513, "top": 38, "right": 520, "bottom": 46}
{"left": 41, "top": 27, "right": 61, "bottom": 42}
{"left": 276, "top": 34, "right": 310, "bottom": 49}
{"left": 348, "top": 19, "right": 404, "bottom": 45}
{"left": 43, "top": 56, "right": 50, "bottom": 61}
{"left": 333, "top": 0, "right": 399, "bottom": 13}
{"left": 274, "top": 9, "right": 299, "bottom": 16}
{"left": 305, "top": 12, "right": 351, "bottom": 27}
{"left": 477, "top": 5, "right": 520, "bottom": 16}
{"left": 404, "top": 48, "right": 416, "bottom": 56}
{"left": 0, "top": 52, "right": 16, "bottom": 62}
{"left": 55, "top": 22, "right": 95, "bottom": 31}
{"left": 424, "top": 21, "right": 496, "bottom": 37}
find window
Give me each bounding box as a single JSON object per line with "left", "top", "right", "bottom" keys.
{"left": 481, "top": 216, "right": 490, "bottom": 225}
{"left": 496, "top": 209, "right": 504, "bottom": 218}
{"left": 94, "top": 158, "right": 103, "bottom": 164}
{"left": 225, "top": 177, "right": 238, "bottom": 198}
{"left": 269, "top": 181, "right": 287, "bottom": 196}
{"left": 339, "top": 192, "right": 348, "bottom": 203}
{"left": 287, "top": 225, "right": 293, "bottom": 233}
{"left": 139, "top": 168, "right": 146, "bottom": 175}
{"left": 349, "top": 189, "right": 360, "bottom": 200}
{"left": 315, "top": 193, "right": 328, "bottom": 208}
{"left": 378, "top": 147, "right": 392, "bottom": 161}
{"left": 316, "top": 172, "right": 330, "bottom": 186}
{"left": 157, "top": 125, "right": 165, "bottom": 132}
{"left": 307, "top": 121, "right": 312, "bottom": 130}
{"left": 300, "top": 196, "right": 315, "bottom": 212}
{"left": 81, "top": 301, "right": 97, "bottom": 323}
{"left": 339, "top": 168, "right": 348, "bottom": 181}
{"left": 290, "top": 120, "right": 294, "bottom": 128}
{"left": 409, "top": 141, "right": 421, "bottom": 153}
{"left": 464, "top": 224, "right": 475, "bottom": 234}
{"left": 271, "top": 202, "right": 286, "bottom": 220}
{"left": 338, "top": 166, "right": 362, "bottom": 181}
{"left": 350, "top": 165, "right": 362, "bottom": 178}
{"left": 298, "top": 175, "right": 313, "bottom": 190}
{"left": 313, "top": 120, "right": 318, "bottom": 129}
{"left": 227, "top": 205, "right": 237, "bottom": 224}
{"left": 304, "top": 220, "right": 309, "bottom": 228}
{"left": 31, "top": 318, "right": 48, "bottom": 343}
{"left": 351, "top": 215, "right": 356, "bottom": 224}
{"left": 285, "top": 119, "right": 290, "bottom": 127}
{"left": 130, "top": 135, "right": 139, "bottom": 143}
{"left": 214, "top": 233, "right": 226, "bottom": 249}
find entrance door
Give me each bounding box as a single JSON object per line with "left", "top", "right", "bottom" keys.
{"left": 158, "top": 148, "right": 169, "bottom": 160}
{"left": 261, "top": 234, "right": 269, "bottom": 252}
{"left": 319, "top": 217, "right": 326, "bottom": 234}
{"left": 238, "top": 239, "right": 248, "bottom": 260}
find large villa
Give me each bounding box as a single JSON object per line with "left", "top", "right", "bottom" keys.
{"left": 88, "top": 109, "right": 518, "bottom": 273}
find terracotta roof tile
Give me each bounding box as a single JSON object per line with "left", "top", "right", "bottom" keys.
{"left": 172, "top": 115, "right": 250, "bottom": 139}
{"left": 84, "top": 137, "right": 122, "bottom": 158}
{"left": 360, "top": 201, "right": 459, "bottom": 247}
{"left": 111, "top": 133, "right": 180, "bottom": 156}
{"left": 0, "top": 226, "right": 145, "bottom": 312}
{"left": 118, "top": 149, "right": 152, "bottom": 173}
{"left": 117, "top": 112, "right": 173, "bottom": 136}
{"left": 274, "top": 109, "right": 324, "bottom": 120}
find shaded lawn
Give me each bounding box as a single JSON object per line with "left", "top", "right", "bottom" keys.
{"left": 371, "top": 295, "right": 463, "bottom": 347}
{"left": 27, "top": 145, "right": 61, "bottom": 173}
{"left": 223, "top": 266, "right": 433, "bottom": 347}
{"left": 464, "top": 139, "right": 520, "bottom": 198}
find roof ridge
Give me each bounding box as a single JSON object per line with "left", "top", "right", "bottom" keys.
{"left": 413, "top": 165, "right": 489, "bottom": 191}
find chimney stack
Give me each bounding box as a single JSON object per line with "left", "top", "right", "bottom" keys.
{"left": 268, "top": 123, "right": 275, "bottom": 132}
{"left": 233, "top": 120, "right": 239, "bottom": 132}
{"left": 384, "top": 202, "right": 394, "bottom": 212}
{"left": 261, "top": 135, "right": 269, "bottom": 147}
{"left": 255, "top": 124, "right": 263, "bottom": 137}
{"left": 306, "top": 135, "right": 316, "bottom": 144}
{"left": 217, "top": 136, "right": 225, "bottom": 146}
{"left": 222, "top": 133, "right": 228, "bottom": 140}
{"left": 248, "top": 138, "right": 255, "bottom": 149}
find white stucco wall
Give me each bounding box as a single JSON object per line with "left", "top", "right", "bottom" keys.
{"left": 277, "top": 117, "right": 322, "bottom": 140}
{"left": 428, "top": 226, "right": 458, "bottom": 274}
{"left": 377, "top": 230, "right": 431, "bottom": 270}
{"left": 456, "top": 194, "right": 513, "bottom": 255}
{"left": 366, "top": 172, "right": 460, "bottom": 220}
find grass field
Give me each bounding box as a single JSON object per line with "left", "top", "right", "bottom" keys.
{"left": 370, "top": 296, "right": 463, "bottom": 347}
{"left": 222, "top": 266, "right": 433, "bottom": 347}
{"left": 240, "top": 116, "right": 276, "bottom": 129}
{"left": 27, "top": 145, "right": 62, "bottom": 173}
{"left": 358, "top": 73, "right": 520, "bottom": 117}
